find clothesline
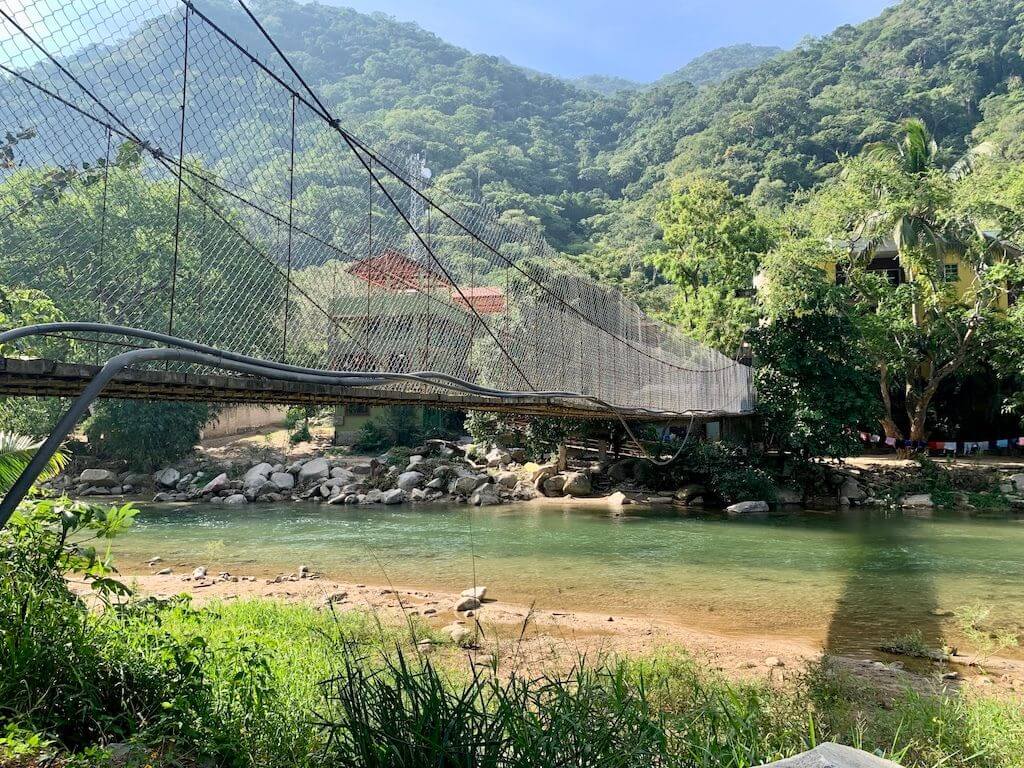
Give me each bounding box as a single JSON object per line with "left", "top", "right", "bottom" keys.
{"left": 859, "top": 432, "right": 1024, "bottom": 454}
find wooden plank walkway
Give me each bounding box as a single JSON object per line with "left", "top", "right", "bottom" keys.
{"left": 0, "top": 357, "right": 721, "bottom": 423}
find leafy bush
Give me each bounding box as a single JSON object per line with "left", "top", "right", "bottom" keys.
{"left": 673, "top": 441, "right": 778, "bottom": 503}
{"left": 465, "top": 411, "right": 593, "bottom": 462}
{"left": 353, "top": 407, "right": 424, "bottom": 452}
{"left": 84, "top": 399, "right": 211, "bottom": 470}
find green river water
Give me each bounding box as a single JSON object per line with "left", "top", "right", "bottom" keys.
{"left": 113, "top": 503, "right": 1024, "bottom": 658}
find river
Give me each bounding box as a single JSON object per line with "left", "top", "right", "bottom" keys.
{"left": 111, "top": 502, "right": 1024, "bottom": 658}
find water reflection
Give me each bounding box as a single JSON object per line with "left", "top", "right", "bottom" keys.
{"left": 824, "top": 509, "right": 943, "bottom": 657}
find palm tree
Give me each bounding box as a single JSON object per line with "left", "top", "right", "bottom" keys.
{"left": 862, "top": 118, "right": 939, "bottom": 175}
{"left": 0, "top": 431, "right": 67, "bottom": 497}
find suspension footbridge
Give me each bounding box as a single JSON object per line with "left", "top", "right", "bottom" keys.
{"left": 0, "top": 0, "right": 755, "bottom": 515}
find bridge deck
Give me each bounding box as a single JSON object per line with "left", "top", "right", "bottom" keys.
{"left": 0, "top": 357, "right": 729, "bottom": 423}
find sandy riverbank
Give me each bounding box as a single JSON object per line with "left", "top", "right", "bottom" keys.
{"left": 108, "top": 569, "right": 1024, "bottom": 698}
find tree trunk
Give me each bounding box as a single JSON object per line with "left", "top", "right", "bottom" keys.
{"left": 878, "top": 363, "right": 903, "bottom": 439}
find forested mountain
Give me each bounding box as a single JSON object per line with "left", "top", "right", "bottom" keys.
{"left": 654, "top": 44, "right": 783, "bottom": 89}
{"left": 5, "top": 0, "right": 1024, "bottom": 307}
{"left": 569, "top": 74, "right": 643, "bottom": 95}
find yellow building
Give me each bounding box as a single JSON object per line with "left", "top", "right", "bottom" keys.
{"left": 827, "top": 234, "right": 1020, "bottom": 311}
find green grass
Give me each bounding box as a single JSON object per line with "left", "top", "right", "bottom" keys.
{"left": 3, "top": 499, "right": 1023, "bottom": 768}
{"left": 4, "top": 598, "right": 1023, "bottom": 768}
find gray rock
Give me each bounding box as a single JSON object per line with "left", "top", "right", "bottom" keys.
{"left": 200, "top": 473, "right": 230, "bottom": 495}
{"left": 271, "top": 472, "right": 295, "bottom": 490}
{"left": 486, "top": 447, "right": 511, "bottom": 467}
{"left": 364, "top": 489, "right": 385, "bottom": 504}
{"left": 153, "top": 468, "right": 181, "bottom": 488}
{"left": 839, "top": 477, "right": 867, "bottom": 502}
{"left": 530, "top": 463, "right": 558, "bottom": 483}
{"left": 1000, "top": 483, "right": 1014, "bottom": 494}
{"left": 152, "top": 492, "right": 173, "bottom": 502}
{"left": 461, "top": 586, "right": 487, "bottom": 600}
{"left": 243, "top": 462, "right": 274, "bottom": 485}
{"left": 754, "top": 742, "right": 904, "bottom": 768}
{"left": 1010, "top": 473, "right": 1024, "bottom": 492}
{"left": 396, "top": 471, "right": 425, "bottom": 491}
{"left": 726, "top": 500, "right": 770, "bottom": 514}
{"left": 901, "top": 494, "right": 934, "bottom": 508}
{"left": 192, "top": 566, "right": 207, "bottom": 579}
{"left": 382, "top": 488, "right": 406, "bottom": 505}
{"left": 470, "top": 488, "right": 500, "bottom": 506}
{"left": 513, "top": 482, "right": 539, "bottom": 501}
{"left": 224, "top": 493, "right": 248, "bottom": 505}
{"left": 123, "top": 472, "right": 150, "bottom": 488}
{"left": 561, "top": 472, "right": 592, "bottom": 497}
{"left": 349, "top": 463, "right": 372, "bottom": 476}
{"left": 298, "top": 457, "right": 330, "bottom": 484}
{"left": 542, "top": 475, "right": 566, "bottom": 497}
{"left": 405, "top": 455, "right": 424, "bottom": 472}
{"left": 450, "top": 475, "right": 483, "bottom": 496}
{"left": 78, "top": 469, "right": 116, "bottom": 487}
{"left": 330, "top": 467, "right": 355, "bottom": 483}
{"left": 775, "top": 487, "right": 803, "bottom": 506}
{"left": 445, "top": 623, "right": 472, "bottom": 646}
{"left": 674, "top": 484, "right": 707, "bottom": 503}
{"left": 454, "top": 595, "right": 481, "bottom": 612}
{"left": 426, "top": 477, "right": 447, "bottom": 490}
{"left": 496, "top": 470, "right": 518, "bottom": 488}
{"left": 432, "top": 464, "right": 453, "bottom": 479}
{"left": 410, "top": 488, "right": 428, "bottom": 502}
{"left": 285, "top": 460, "right": 305, "bottom": 474}
{"left": 156, "top": 568, "right": 172, "bottom": 575}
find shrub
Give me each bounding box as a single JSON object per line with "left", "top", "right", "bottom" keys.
{"left": 84, "top": 399, "right": 211, "bottom": 470}
{"left": 353, "top": 407, "right": 424, "bottom": 452}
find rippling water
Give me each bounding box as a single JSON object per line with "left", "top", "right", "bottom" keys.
{"left": 111, "top": 502, "right": 1024, "bottom": 657}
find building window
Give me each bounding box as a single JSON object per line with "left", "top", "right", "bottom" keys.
{"left": 943, "top": 263, "right": 959, "bottom": 283}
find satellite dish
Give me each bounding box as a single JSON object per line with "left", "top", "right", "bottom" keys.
{"left": 420, "top": 165, "right": 432, "bottom": 180}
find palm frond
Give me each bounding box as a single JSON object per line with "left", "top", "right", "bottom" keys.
{"left": 0, "top": 431, "right": 68, "bottom": 496}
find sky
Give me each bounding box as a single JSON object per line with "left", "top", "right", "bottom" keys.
{"left": 322, "top": 0, "right": 896, "bottom": 82}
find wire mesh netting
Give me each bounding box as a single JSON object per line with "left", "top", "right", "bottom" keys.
{"left": 0, "top": 0, "right": 755, "bottom": 417}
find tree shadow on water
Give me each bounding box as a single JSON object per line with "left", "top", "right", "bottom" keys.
{"left": 824, "top": 509, "right": 944, "bottom": 659}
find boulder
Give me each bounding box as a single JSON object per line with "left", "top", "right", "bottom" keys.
{"left": 542, "top": 475, "right": 566, "bottom": 497}
{"left": 445, "top": 623, "right": 472, "bottom": 646}
{"left": 122, "top": 472, "right": 150, "bottom": 488}
{"left": 561, "top": 472, "right": 592, "bottom": 497}
{"left": 432, "top": 464, "right": 453, "bottom": 479}
{"left": 454, "top": 595, "right": 481, "bottom": 612}
{"left": 775, "top": 487, "right": 803, "bottom": 506}
{"left": 461, "top": 586, "right": 487, "bottom": 600}
{"left": 270, "top": 472, "right": 295, "bottom": 491}
{"left": 530, "top": 463, "right": 558, "bottom": 483}
{"left": 192, "top": 566, "right": 207, "bottom": 579}
{"left": 495, "top": 470, "right": 518, "bottom": 488}
{"left": 224, "top": 493, "right": 248, "bottom": 505}
{"left": 285, "top": 460, "right": 305, "bottom": 474}
{"left": 839, "top": 477, "right": 867, "bottom": 502}
{"left": 426, "top": 477, "right": 447, "bottom": 490}
{"left": 513, "top": 482, "right": 539, "bottom": 501}
{"left": 153, "top": 468, "right": 181, "bottom": 488}
{"left": 901, "top": 494, "right": 934, "bottom": 508}
{"left": 470, "top": 488, "right": 500, "bottom": 507}
{"left": 1009, "top": 474, "right": 1024, "bottom": 492}
{"left": 410, "top": 488, "right": 428, "bottom": 502}
{"left": 451, "top": 475, "right": 483, "bottom": 496}
{"left": 381, "top": 489, "right": 406, "bottom": 505}
{"left": 405, "top": 455, "right": 424, "bottom": 472}
{"left": 152, "top": 492, "right": 173, "bottom": 502}
{"left": 243, "top": 463, "right": 274, "bottom": 486}
{"left": 200, "top": 473, "right": 230, "bottom": 495}
{"left": 396, "top": 471, "right": 425, "bottom": 491}
{"left": 330, "top": 467, "right": 356, "bottom": 483}
{"left": 364, "top": 489, "right": 385, "bottom": 504}
{"left": 754, "top": 742, "right": 905, "bottom": 768}
{"left": 485, "top": 447, "right": 511, "bottom": 467}
{"left": 298, "top": 457, "right": 330, "bottom": 484}
{"left": 674, "top": 484, "right": 707, "bottom": 504}
{"left": 726, "top": 500, "right": 770, "bottom": 514}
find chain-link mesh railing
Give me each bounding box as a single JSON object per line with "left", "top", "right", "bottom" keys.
{"left": 0, "top": 0, "right": 755, "bottom": 417}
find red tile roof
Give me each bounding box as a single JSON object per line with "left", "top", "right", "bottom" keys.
{"left": 452, "top": 286, "right": 505, "bottom": 314}
{"left": 348, "top": 250, "right": 451, "bottom": 291}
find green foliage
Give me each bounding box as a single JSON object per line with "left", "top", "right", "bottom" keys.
{"left": 674, "top": 441, "right": 778, "bottom": 504}
{"left": 83, "top": 399, "right": 210, "bottom": 471}
{"left": 752, "top": 260, "right": 880, "bottom": 459}
{"left": 656, "top": 44, "right": 784, "bottom": 89}
{"left": 0, "top": 431, "right": 68, "bottom": 494}
{"left": 465, "top": 411, "right": 590, "bottom": 462}
{"left": 353, "top": 407, "right": 424, "bottom": 452}
{"left": 650, "top": 178, "right": 774, "bottom": 351}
